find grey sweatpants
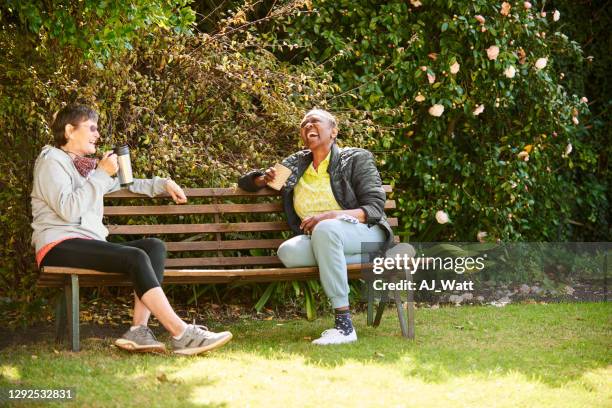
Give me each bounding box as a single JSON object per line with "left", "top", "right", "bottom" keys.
{"left": 277, "top": 218, "right": 385, "bottom": 308}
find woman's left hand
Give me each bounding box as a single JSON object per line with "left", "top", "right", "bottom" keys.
{"left": 165, "top": 179, "right": 188, "bottom": 204}
{"left": 300, "top": 211, "right": 336, "bottom": 235}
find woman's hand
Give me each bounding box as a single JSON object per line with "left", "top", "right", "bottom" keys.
{"left": 165, "top": 179, "right": 188, "bottom": 204}
{"left": 98, "top": 151, "right": 118, "bottom": 176}
{"left": 300, "top": 209, "right": 367, "bottom": 235}
{"left": 255, "top": 166, "right": 276, "bottom": 188}
{"left": 300, "top": 211, "right": 337, "bottom": 235}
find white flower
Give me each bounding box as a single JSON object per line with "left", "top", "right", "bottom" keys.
{"left": 580, "top": 97, "right": 588, "bottom": 103}
{"left": 427, "top": 72, "right": 436, "bottom": 84}
{"left": 553, "top": 10, "right": 560, "bottom": 21}
{"left": 504, "top": 65, "right": 516, "bottom": 78}
{"left": 517, "top": 151, "right": 529, "bottom": 161}
{"left": 410, "top": 0, "right": 422, "bottom": 7}
{"left": 450, "top": 61, "right": 460, "bottom": 74}
{"left": 524, "top": 2, "right": 532, "bottom": 9}
{"left": 435, "top": 210, "right": 450, "bottom": 224}
{"left": 473, "top": 104, "right": 485, "bottom": 116}
{"left": 486, "top": 45, "right": 500, "bottom": 60}
{"left": 477, "top": 231, "right": 488, "bottom": 243}
{"left": 572, "top": 116, "right": 579, "bottom": 125}
{"left": 565, "top": 143, "right": 573, "bottom": 156}
{"left": 540, "top": 11, "right": 547, "bottom": 17}
{"left": 428, "top": 104, "right": 445, "bottom": 117}
{"left": 415, "top": 94, "right": 426, "bottom": 102}
{"left": 535, "top": 57, "right": 548, "bottom": 70}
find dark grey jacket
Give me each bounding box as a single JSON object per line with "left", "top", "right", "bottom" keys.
{"left": 238, "top": 143, "right": 394, "bottom": 250}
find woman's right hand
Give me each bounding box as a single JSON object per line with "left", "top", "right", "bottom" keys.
{"left": 98, "top": 151, "right": 119, "bottom": 176}
{"left": 255, "top": 166, "right": 276, "bottom": 188}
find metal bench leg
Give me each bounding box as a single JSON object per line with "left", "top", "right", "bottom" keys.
{"left": 55, "top": 290, "right": 67, "bottom": 344}
{"left": 65, "top": 275, "right": 80, "bottom": 352}
{"left": 373, "top": 290, "right": 389, "bottom": 327}
{"left": 366, "top": 282, "right": 374, "bottom": 326}
{"left": 405, "top": 267, "right": 415, "bottom": 339}
{"left": 392, "top": 287, "right": 409, "bottom": 338}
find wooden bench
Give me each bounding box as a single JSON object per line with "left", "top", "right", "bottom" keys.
{"left": 37, "top": 185, "right": 411, "bottom": 351}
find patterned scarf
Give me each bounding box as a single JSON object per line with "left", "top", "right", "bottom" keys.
{"left": 72, "top": 155, "right": 98, "bottom": 178}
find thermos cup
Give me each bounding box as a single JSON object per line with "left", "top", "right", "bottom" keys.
{"left": 114, "top": 145, "right": 134, "bottom": 187}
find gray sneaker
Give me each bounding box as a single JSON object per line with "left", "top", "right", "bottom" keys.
{"left": 172, "top": 324, "right": 233, "bottom": 355}
{"left": 115, "top": 325, "right": 166, "bottom": 353}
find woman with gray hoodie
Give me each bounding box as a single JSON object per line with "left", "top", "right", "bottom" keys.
{"left": 32, "top": 104, "right": 232, "bottom": 355}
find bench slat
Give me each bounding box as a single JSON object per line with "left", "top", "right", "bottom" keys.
{"left": 104, "top": 200, "right": 396, "bottom": 216}
{"left": 165, "top": 239, "right": 285, "bottom": 252}
{"left": 108, "top": 221, "right": 290, "bottom": 234}
{"left": 165, "top": 256, "right": 282, "bottom": 268}
{"left": 107, "top": 218, "right": 398, "bottom": 235}
{"left": 164, "top": 235, "right": 399, "bottom": 252}
{"left": 104, "top": 185, "right": 393, "bottom": 199}
{"left": 105, "top": 203, "right": 283, "bottom": 216}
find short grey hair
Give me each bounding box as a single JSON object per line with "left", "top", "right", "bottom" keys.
{"left": 301, "top": 108, "right": 338, "bottom": 129}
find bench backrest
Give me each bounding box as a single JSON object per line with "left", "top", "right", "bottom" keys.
{"left": 104, "top": 186, "right": 397, "bottom": 269}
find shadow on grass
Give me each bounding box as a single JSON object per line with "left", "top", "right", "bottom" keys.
{"left": 1, "top": 302, "right": 610, "bottom": 404}
{"left": 0, "top": 337, "right": 229, "bottom": 408}
{"left": 220, "top": 302, "right": 612, "bottom": 388}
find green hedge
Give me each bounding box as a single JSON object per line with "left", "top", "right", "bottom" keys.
{"left": 0, "top": 1, "right": 608, "bottom": 320}
{"left": 0, "top": 2, "right": 371, "bottom": 316}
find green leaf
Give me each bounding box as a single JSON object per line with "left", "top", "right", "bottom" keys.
{"left": 254, "top": 283, "right": 276, "bottom": 312}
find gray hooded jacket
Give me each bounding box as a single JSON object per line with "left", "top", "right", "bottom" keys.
{"left": 31, "top": 145, "right": 168, "bottom": 253}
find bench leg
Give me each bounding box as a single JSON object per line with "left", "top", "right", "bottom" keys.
{"left": 55, "top": 290, "right": 67, "bottom": 344}
{"left": 373, "top": 290, "right": 389, "bottom": 327}
{"left": 405, "top": 267, "right": 415, "bottom": 339}
{"left": 65, "top": 275, "right": 80, "bottom": 352}
{"left": 366, "top": 282, "right": 374, "bottom": 326}
{"left": 391, "top": 279, "right": 409, "bottom": 338}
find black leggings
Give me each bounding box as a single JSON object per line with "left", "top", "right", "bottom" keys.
{"left": 41, "top": 238, "right": 166, "bottom": 298}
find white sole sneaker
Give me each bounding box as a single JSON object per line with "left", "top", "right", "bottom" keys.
{"left": 312, "top": 328, "right": 357, "bottom": 345}
{"left": 114, "top": 338, "right": 166, "bottom": 353}
{"left": 173, "top": 332, "right": 233, "bottom": 355}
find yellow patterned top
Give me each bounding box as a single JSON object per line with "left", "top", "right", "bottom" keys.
{"left": 293, "top": 152, "right": 342, "bottom": 220}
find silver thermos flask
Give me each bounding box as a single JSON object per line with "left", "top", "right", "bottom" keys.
{"left": 114, "top": 145, "right": 134, "bottom": 187}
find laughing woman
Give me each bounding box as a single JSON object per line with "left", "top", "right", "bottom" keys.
{"left": 238, "top": 109, "right": 393, "bottom": 345}
{"left": 32, "top": 104, "right": 232, "bottom": 355}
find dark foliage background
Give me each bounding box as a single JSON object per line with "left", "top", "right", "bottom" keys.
{"left": 0, "top": 0, "right": 608, "bottom": 324}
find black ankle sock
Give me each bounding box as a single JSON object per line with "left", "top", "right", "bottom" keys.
{"left": 334, "top": 310, "right": 354, "bottom": 335}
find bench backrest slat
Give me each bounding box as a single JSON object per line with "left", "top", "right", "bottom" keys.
{"left": 165, "top": 239, "right": 285, "bottom": 252}
{"left": 104, "top": 185, "right": 393, "bottom": 199}
{"left": 104, "top": 200, "right": 396, "bottom": 216}
{"left": 107, "top": 218, "right": 398, "bottom": 235}
{"left": 165, "top": 256, "right": 282, "bottom": 268}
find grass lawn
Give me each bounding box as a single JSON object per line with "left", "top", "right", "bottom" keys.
{"left": 1, "top": 302, "right": 610, "bottom": 407}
